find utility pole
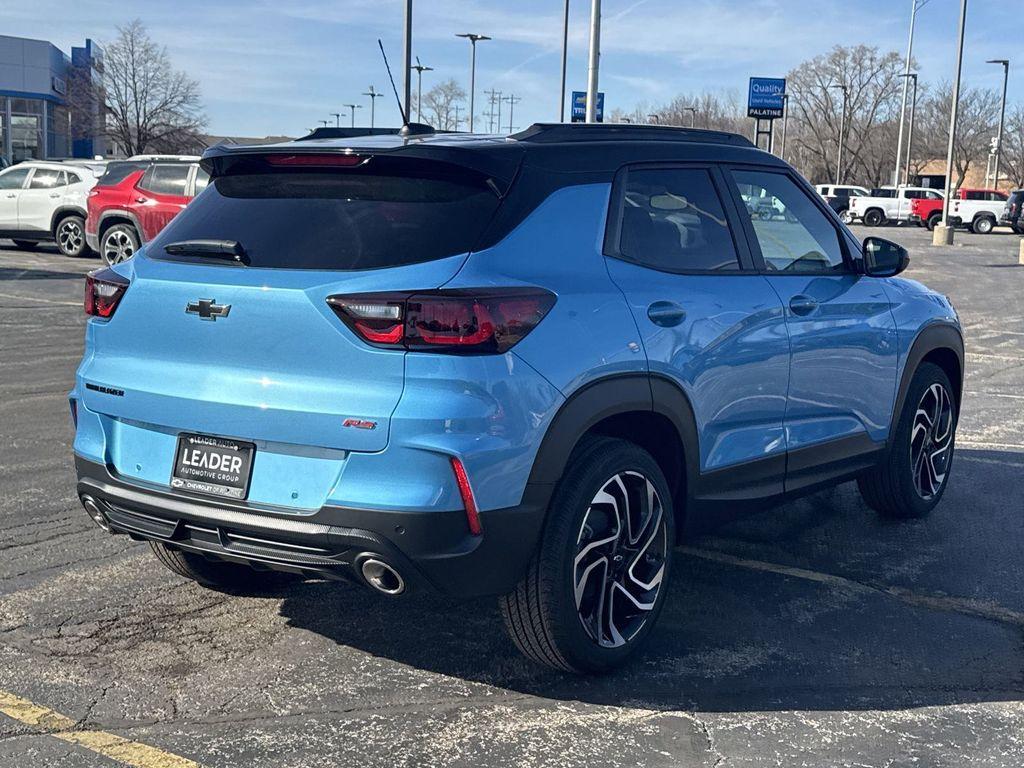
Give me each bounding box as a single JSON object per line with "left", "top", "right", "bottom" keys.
{"left": 363, "top": 86, "right": 382, "bottom": 129}
{"left": 830, "top": 84, "right": 848, "bottom": 185}
{"left": 402, "top": 0, "right": 413, "bottom": 120}
{"left": 987, "top": 59, "right": 1010, "bottom": 191}
{"left": 453, "top": 104, "right": 462, "bottom": 131}
{"left": 937, "top": 0, "right": 968, "bottom": 245}
{"left": 894, "top": 0, "right": 922, "bottom": 185}
{"left": 682, "top": 106, "right": 696, "bottom": 128}
{"left": 495, "top": 90, "right": 504, "bottom": 135}
{"left": 483, "top": 89, "right": 498, "bottom": 133}
{"left": 411, "top": 57, "right": 434, "bottom": 122}
{"left": 780, "top": 94, "right": 790, "bottom": 161}
{"left": 344, "top": 104, "right": 362, "bottom": 128}
{"left": 456, "top": 33, "right": 491, "bottom": 132}
{"left": 331, "top": 112, "right": 341, "bottom": 128}
{"left": 559, "top": 0, "right": 569, "bottom": 122}
{"left": 504, "top": 94, "right": 521, "bottom": 133}
{"left": 585, "top": 0, "right": 601, "bottom": 123}
{"left": 904, "top": 74, "right": 918, "bottom": 185}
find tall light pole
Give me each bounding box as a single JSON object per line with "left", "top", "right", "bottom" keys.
{"left": 937, "top": 0, "right": 968, "bottom": 245}
{"left": 363, "top": 86, "right": 382, "bottom": 129}
{"left": 780, "top": 93, "right": 790, "bottom": 161}
{"left": 318, "top": 120, "right": 329, "bottom": 127}
{"left": 987, "top": 59, "right": 1010, "bottom": 191}
{"left": 901, "top": 73, "right": 919, "bottom": 185}
{"left": 648, "top": 114, "right": 660, "bottom": 124}
{"left": 560, "top": 0, "right": 570, "bottom": 122}
{"left": 893, "top": 0, "right": 927, "bottom": 185}
{"left": 411, "top": 57, "right": 434, "bottom": 122}
{"left": 830, "top": 84, "right": 849, "bottom": 185}
{"left": 331, "top": 112, "right": 341, "bottom": 128}
{"left": 456, "top": 33, "right": 490, "bottom": 132}
{"left": 682, "top": 106, "right": 696, "bottom": 128}
{"left": 402, "top": 0, "right": 413, "bottom": 120}
{"left": 344, "top": 104, "right": 362, "bottom": 128}
{"left": 585, "top": 0, "right": 601, "bottom": 123}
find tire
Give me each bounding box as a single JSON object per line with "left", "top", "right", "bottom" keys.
{"left": 499, "top": 436, "right": 675, "bottom": 673}
{"left": 863, "top": 209, "right": 885, "bottom": 227}
{"left": 11, "top": 239, "right": 39, "bottom": 250}
{"left": 926, "top": 214, "right": 942, "bottom": 231}
{"left": 149, "top": 541, "right": 299, "bottom": 594}
{"left": 971, "top": 216, "right": 995, "bottom": 235}
{"left": 100, "top": 223, "right": 140, "bottom": 266}
{"left": 858, "top": 362, "right": 957, "bottom": 519}
{"left": 54, "top": 214, "right": 88, "bottom": 257}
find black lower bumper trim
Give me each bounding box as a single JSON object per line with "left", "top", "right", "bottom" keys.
{"left": 75, "top": 455, "right": 549, "bottom": 598}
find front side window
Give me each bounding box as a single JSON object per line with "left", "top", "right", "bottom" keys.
{"left": 731, "top": 170, "right": 846, "bottom": 273}
{"left": 0, "top": 167, "right": 30, "bottom": 190}
{"left": 140, "top": 164, "right": 191, "bottom": 196}
{"left": 617, "top": 168, "right": 740, "bottom": 272}
{"left": 28, "top": 168, "right": 64, "bottom": 189}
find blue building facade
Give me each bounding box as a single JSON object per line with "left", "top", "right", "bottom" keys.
{"left": 0, "top": 34, "right": 107, "bottom": 162}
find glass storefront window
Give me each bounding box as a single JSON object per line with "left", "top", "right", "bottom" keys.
{"left": 11, "top": 115, "right": 42, "bottom": 162}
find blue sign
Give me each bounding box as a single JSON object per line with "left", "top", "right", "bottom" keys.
{"left": 571, "top": 91, "right": 604, "bottom": 123}
{"left": 747, "top": 77, "right": 786, "bottom": 119}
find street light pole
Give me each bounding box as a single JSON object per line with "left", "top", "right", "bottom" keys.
{"left": 894, "top": 0, "right": 920, "bottom": 185}
{"left": 456, "top": 33, "right": 491, "bottom": 132}
{"left": 585, "top": 0, "right": 601, "bottom": 123}
{"left": 830, "top": 84, "right": 848, "bottom": 185}
{"left": 560, "top": 0, "right": 570, "bottom": 122}
{"left": 903, "top": 73, "right": 918, "bottom": 185}
{"left": 683, "top": 106, "right": 696, "bottom": 128}
{"left": 362, "top": 86, "right": 382, "bottom": 129}
{"left": 938, "top": 0, "right": 968, "bottom": 244}
{"left": 987, "top": 58, "right": 1010, "bottom": 191}
{"left": 780, "top": 94, "right": 790, "bottom": 161}
{"left": 331, "top": 112, "right": 341, "bottom": 128}
{"left": 411, "top": 57, "right": 434, "bottom": 122}
{"left": 648, "top": 114, "right": 659, "bottom": 124}
{"left": 344, "top": 104, "right": 362, "bottom": 128}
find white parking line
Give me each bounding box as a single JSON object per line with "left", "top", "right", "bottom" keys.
{"left": 0, "top": 292, "right": 80, "bottom": 307}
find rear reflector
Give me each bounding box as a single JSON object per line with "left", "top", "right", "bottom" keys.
{"left": 264, "top": 154, "right": 366, "bottom": 167}
{"left": 85, "top": 268, "right": 130, "bottom": 318}
{"left": 327, "top": 289, "right": 556, "bottom": 354}
{"left": 450, "top": 457, "right": 482, "bottom": 535}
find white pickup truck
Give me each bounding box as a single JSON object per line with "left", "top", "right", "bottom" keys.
{"left": 947, "top": 189, "right": 1008, "bottom": 234}
{"left": 848, "top": 186, "right": 943, "bottom": 227}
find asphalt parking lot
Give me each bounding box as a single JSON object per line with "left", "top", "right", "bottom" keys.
{"left": 1, "top": 224, "right": 1023, "bottom": 767}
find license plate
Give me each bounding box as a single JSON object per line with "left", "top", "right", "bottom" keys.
{"left": 171, "top": 433, "right": 254, "bottom": 500}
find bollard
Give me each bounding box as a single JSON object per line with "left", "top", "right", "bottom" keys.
{"left": 933, "top": 224, "right": 955, "bottom": 246}
{"left": 1019, "top": 237, "right": 1024, "bottom": 266}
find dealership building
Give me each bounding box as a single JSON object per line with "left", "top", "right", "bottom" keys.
{"left": 0, "top": 34, "right": 107, "bottom": 163}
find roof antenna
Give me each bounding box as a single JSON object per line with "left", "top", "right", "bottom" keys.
{"left": 378, "top": 39, "right": 433, "bottom": 138}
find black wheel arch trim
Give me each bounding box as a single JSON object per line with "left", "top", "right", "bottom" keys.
{"left": 97, "top": 210, "right": 143, "bottom": 241}
{"left": 892, "top": 322, "right": 965, "bottom": 437}
{"left": 49, "top": 206, "right": 87, "bottom": 235}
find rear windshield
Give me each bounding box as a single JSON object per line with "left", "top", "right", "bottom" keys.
{"left": 149, "top": 163, "right": 502, "bottom": 271}
{"left": 98, "top": 161, "right": 148, "bottom": 186}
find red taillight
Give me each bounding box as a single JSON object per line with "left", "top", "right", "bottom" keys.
{"left": 265, "top": 154, "right": 365, "bottom": 167}
{"left": 85, "top": 268, "right": 130, "bottom": 318}
{"left": 451, "top": 457, "right": 482, "bottom": 535}
{"left": 327, "top": 289, "right": 556, "bottom": 354}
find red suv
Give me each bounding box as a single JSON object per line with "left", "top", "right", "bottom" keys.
{"left": 86, "top": 158, "right": 208, "bottom": 265}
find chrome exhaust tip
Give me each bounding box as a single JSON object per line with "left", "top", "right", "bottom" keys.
{"left": 80, "top": 495, "right": 110, "bottom": 532}
{"left": 359, "top": 557, "right": 405, "bottom": 596}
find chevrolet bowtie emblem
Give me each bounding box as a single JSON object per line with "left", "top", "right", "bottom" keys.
{"left": 185, "top": 299, "right": 231, "bottom": 321}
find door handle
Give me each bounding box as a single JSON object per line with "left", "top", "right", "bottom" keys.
{"left": 789, "top": 295, "right": 819, "bottom": 316}
{"left": 49, "top": 192, "right": 61, "bottom": 198}
{"left": 4, "top": 193, "right": 14, "bottom": 198}
{"left": 647, "top": 301, "right": 687, "bottom": 327}
{"left": 135, "top": 197, "right": 147, "bottom": 204}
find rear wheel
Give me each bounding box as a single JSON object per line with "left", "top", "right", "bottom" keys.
{"left": 100, "top": 224, "right": 140, "bottom": 265}
{"left": 926, "top": 213, "right": 942, "bottom": 231}
{"left": 500, "top": 437, "right": 674, "bottom": 673}
{"left": 11, "top": 239, "right": 39, "bottom": 250}
{"left": 971, "top": 216, "right": 995, "bottom": 235}
{"left": 858, "top": 362, "right": 957, "bottom": 518}
{"left": 55, "top": 215, "right": 88, "bottom": 257}
{"left": 863, "top": 209, "right": 885, "bottom": 227}
{"left": 149, "top": 541, "right": 299, "bottom": 594}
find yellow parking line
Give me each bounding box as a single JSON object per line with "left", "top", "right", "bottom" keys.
{"left": 0, "top": 690, "right": 202, "bottom": 768}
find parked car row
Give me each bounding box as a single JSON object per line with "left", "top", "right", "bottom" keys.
{"left": 0, "top": 155, "right": 204, "bottom": 262}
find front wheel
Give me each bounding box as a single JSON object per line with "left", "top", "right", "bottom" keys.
{"left": 858, "top": 362, "right": 957, "bottom": 518}
{"left": 55, "top": 215, "right": 88, "bottom": 257}
{"left": 500, "top": 437, "right": 674, "bottom": 673}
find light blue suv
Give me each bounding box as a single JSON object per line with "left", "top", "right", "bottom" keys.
{"left": 72, "top": 124, "right": 963, "bottom": 672}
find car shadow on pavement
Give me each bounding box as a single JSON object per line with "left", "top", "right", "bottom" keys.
{"left": 277, "top": 448, "right": 1024, "bottom": 713}
{"left": 0, "top": 266, "right": 92, "bottom": 281}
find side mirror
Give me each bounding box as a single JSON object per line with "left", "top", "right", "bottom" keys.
{"left": 862, "top": 237, "right": 909, "bottom": 277}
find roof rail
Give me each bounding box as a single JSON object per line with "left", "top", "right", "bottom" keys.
{"left": 511, "top": 123, "right": 754, "bottom": 148}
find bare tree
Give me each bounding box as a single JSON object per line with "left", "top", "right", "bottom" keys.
{"left": 1000, "top": 104, "right": 1024, "bottom": 189}
{"left": 97, "top": 20, "right": 205, "bottom": 155}
{"left": 418, "top": 79, "right": 465, "bottom": 131}
{"left": 915, "top": 83, "right": 1000, "bottom": 189}
{"left": 785, "top": 45, "right": 904, "bottom": 186}
{"left": 650, "top": 92, "right": 746, "bottom": 133}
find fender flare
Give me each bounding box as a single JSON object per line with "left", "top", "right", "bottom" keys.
{"left": 97, "top": 210, "right": 144, "bottom": 241}
{"left": 525, "top": 373, "right": 700, "bottom": 504}
{"left": 891, "top": 322, "right": 965, "bottom": 437}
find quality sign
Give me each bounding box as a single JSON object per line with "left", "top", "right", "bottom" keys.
{"left": 747, "top": 77, "right": 786, "bottom": 119}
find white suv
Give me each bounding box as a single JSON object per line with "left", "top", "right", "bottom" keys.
{"left": 0, "top": 161, "right": 101, "bottom": 257}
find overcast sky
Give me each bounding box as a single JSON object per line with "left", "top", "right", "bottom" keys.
{"left": 7, "top": 0, "right": 1024, "bottom": 137}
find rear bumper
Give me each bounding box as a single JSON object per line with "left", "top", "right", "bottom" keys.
{"left": 86, "top": 232, "right": 99, "bottom": 252}
{"left": 75, "top": 455, "right": 549, "bottom": 598}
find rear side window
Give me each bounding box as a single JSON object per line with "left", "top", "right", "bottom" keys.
{"left": 98, "top": 162, "right": 147, "bottom": 186}
{"left": 616, "top": 168, "right": 740, "bottom": 272}
{"left": 140, "top": 164, "right": 191, "bottom": 196}
{"left": 149, "top": 163, "right": 502, "bottom": 271}
{"left": 29, "top": 168, "right": 64, "bottom": 188}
